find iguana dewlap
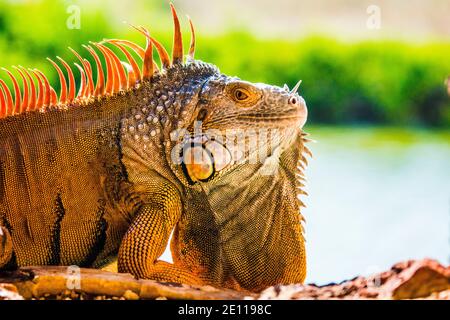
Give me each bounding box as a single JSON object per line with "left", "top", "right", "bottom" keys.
{"left": 0, "top": 5, "right": 311, "bottom": 292}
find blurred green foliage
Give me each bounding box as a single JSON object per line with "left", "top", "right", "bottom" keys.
{"left": 0, "top": 0, "right": 449, "bottom": 127}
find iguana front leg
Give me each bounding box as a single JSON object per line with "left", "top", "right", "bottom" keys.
{"left": 117, "top": 183, "right": 204, "bottom": 286}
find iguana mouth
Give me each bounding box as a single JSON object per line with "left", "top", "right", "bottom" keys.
{"left": 237, "top": 113, "right": 307, "bottom": 129}
{"left": 238, "top": 93, "right": 307, "bottom": 129}
{"left": 237, "top": 114, "right": 306, "bottom": 124}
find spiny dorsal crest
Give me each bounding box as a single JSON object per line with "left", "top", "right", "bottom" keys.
{"left": 0, "top": 4, "right": 195, "bottom": 119}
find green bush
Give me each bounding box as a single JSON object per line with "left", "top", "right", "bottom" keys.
{"left": 198, "top": 36, "right": 450, "bottom": 127}
{"left": 0, "top": 0, "right": 449, "bottom": 127}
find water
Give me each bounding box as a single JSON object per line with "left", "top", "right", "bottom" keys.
{"left": 304, "top": 126, "right": 450, "bottom": 285}
{"left": 161, "top": 127, "right": 450, "bottom": 285}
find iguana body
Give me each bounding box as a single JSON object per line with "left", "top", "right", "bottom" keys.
{"left": 0, "top": 5, "right": 310, "bottom": 292}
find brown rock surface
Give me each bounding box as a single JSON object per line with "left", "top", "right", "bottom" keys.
{"left": 0, "top": 259, "right": 448, "bottom": 300}
{"left": 259, "top": 258, "right": 449, "bottom": 300}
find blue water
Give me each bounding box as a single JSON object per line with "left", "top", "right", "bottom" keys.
{"left": 304, "top": 127, "right": 449, "bottom": 284}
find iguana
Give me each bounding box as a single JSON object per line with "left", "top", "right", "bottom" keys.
{"left": 0, "top": 5, "right": 311, "bottom": 292}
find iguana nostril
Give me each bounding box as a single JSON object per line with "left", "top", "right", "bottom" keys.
{"left": 289, "top": 96, "right": 298, "bottom": 105}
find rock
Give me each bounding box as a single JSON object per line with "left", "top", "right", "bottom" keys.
{"left": 385, "top": 259, "right": 450, "bottom": 299}
{"left": 258, "top": 259, "right": 449, "bottom": 300}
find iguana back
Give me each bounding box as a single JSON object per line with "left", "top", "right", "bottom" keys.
{"left": 0, "top": 96, "right": 131, "bottom": 268}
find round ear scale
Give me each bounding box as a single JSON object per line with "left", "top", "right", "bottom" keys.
{"left": 181, "top": 144, "right": 214, "bottom": 183}
{"left": 180, "top": 136, "right": 233, "bottom": 184}
{"left": 204, "top": 140, "right": 232, "bottom": 171}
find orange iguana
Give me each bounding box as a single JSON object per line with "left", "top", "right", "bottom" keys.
{"left": 0, "top": 5, "right": 311, "bottom": 292}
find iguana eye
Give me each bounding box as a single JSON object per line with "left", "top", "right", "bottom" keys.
{"left": 226, "top": 83, "right": 261, "bottom": 105}
{"left": 233, "top": 89, "right": 249, "bottom": 101}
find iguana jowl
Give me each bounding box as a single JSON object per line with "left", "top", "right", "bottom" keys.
{"left": 0, "top": 5, "right": 311, "bottom": 292}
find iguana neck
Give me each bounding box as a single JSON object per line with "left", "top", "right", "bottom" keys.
{"left": 203, "top": 128, "right": 304, "bottom": 225}
{"left": 178, "top": 130, "right": 307, "bottom": 290}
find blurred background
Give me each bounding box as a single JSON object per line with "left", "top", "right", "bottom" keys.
{"left": 0, "top": 0, "right": 448, "bottom": 285}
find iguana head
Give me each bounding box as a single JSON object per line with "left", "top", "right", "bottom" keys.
{"left": 178, "top": 75, "right": 308, "bottom": 184}
{"left": 196, "top": 78, "right": 307, "bottom": 131}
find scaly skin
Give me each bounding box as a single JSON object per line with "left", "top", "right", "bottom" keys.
{"left": 0, "top": 6, "right": 310, "bottom": 292}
